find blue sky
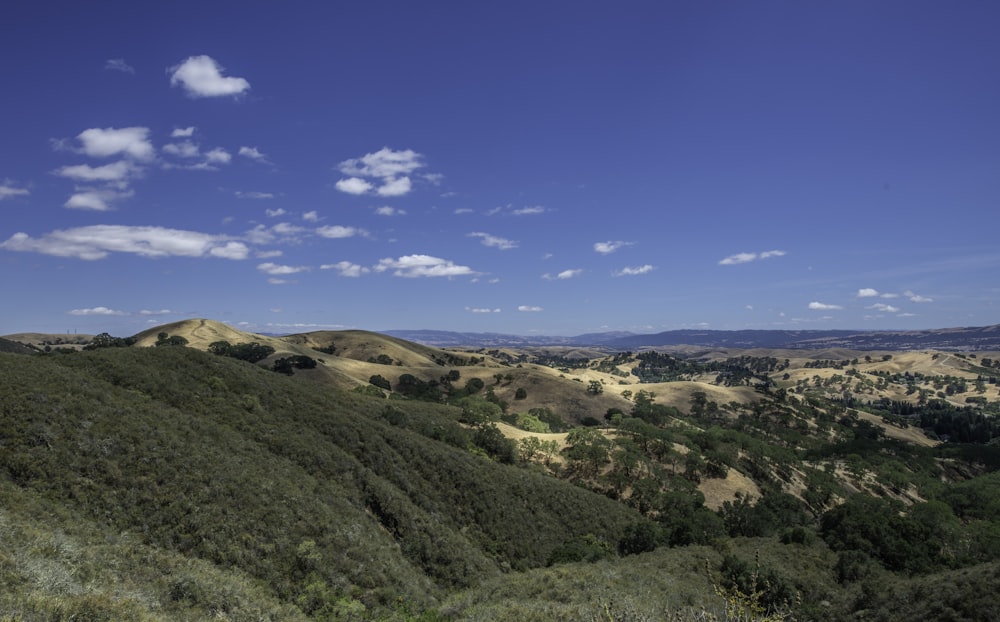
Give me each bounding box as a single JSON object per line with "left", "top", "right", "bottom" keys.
{"left": 2, "top": 1, "right": 998, "bottom": 337}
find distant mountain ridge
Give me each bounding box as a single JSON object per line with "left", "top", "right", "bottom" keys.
{"left": 387, "top": 324, "right": 1000, "bottom": 351}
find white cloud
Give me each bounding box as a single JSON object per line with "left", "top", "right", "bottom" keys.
{"left": 210, "top": 242, "right": 250, "bottom": 259}
{"left": 511, "top": 206, "right": 546, "bottom": 216}
{"left": 0, "top": 184, "right": 29, "bottom": 200}
{"left": 64, "top": 189, "right": 133, "bottom": 211}
{"left": 490, "top": 204, "right": 547, "bottom": 216}
{"left": 376, "top": 176, "right": 412, "bottom": 197}
{"left": 613, "top": 264, "right": 654, "bottom": 277}
{"left": 171, "top": 127, "right": 196, "bottom": 138}
{"left": 594, "top": 240, "right": 632, "bottom": 254}
{"left": 857, "top": 288, "right": 880, "bottom": 298}
{"left": 316, "top": 225, "right": 361, "bottom": 239}
{"left": 162, "top": 141, "right": 200, "bottom": 158}
{"left": 265, "top": 208, "right": 287, "bottom": 218}
{"left": 271, "top": 222, "right": 304, "bottom": 236}
{"left": 321, "top": 261, "right": 370, "bottom": 277}
{"left": 54, "top": 160, "right": 135, "bottom": 182}
{"left": 339, "top": 147, "right": 424, "bottom": 179}
{"left": 904, "top": 290, "right": 934, "bottom": 303}
{"left": 237, "top": 191, "right": 275, "bottom": 200}
{"left": 238, "top": 146, "right": 267, "bottom": 161}
{"left": 374, "top": 206, "right": 405, "bottom": 216}
{"left": 719, "top": 249, "right": 786, "bottom": 265}
{"left": 169, "top": 55, "right": 250, "bottom": 98}
{"left": 68, "top": 306, "right": 127, "bottom": 316}
{"left": 104, "top": 58, "right": 134, "bottom": 74}
{"left": 335, "top": 177, "right": 373, "bottom": 195}
{"left": 258, "top": 262, "right": 309, "bottom": 275}
{"left": 719, "top": 252, "right": 757, "bottom": 265}
{"left": 543, "top": 269, "right": 583, "bottom": 280}
{"left": 808, "top": 301, "right": 843, "bottom": 310}
{"left": 1, "top": 225, "right": 248, "bottom": 260}
{"left": 256, "top": 250, "right": 283, "bottom": 259}
{"left": 76, "top": 127, "right": 154, "bottom": 161}
{"left": 138, "top": 309, "right": 177, "bottom": 316}
{"left": 867, "top": 303, "right": 900, "bottom": 313}
{"left": 453, "top": 208, "right": 474, "bottom": 215}
{"left": 335, "top": 148, "right": 425, "bottom": 197}
{"left": 374, "top": 254, "right": 476, "bottom": 278}
{"left": 469, "top": 232, "right": 517, "bottom": 250}
{"left": 466, "top": 307, "right": 501, "bottom": 313}
{"left": 518, "top": 305, "right": 543, "bottom": 312}
{"left": 302, "top": 211, "right": 319, "bottom": 222}
{"left": 205, "top": 148, "right": 231, "bottom": 164}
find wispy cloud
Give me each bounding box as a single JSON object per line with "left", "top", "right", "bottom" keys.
{"left": 321, "top": 261, "right": 370, "bottom": 277}
{"left": 138, "top": 309, "right": 178, "bottom": 316}
{"left": 594, "top": 240, "right": 632, "bottom": 254}
{"left": 867, "top": 303, "right": 900, "bottom": 313}
{"left": 374, "top": 254, "right": 476, "bottom": 278}
{"left": 317, "top": 225, "right": 365, "bottom": 239}
{"left": 68, "top": 306, "right": 128, "bottom": 316}
{"left": 335, "top": 147, "right": 425, "bottom": 197}
{"left": 543, "top": 269, "right": 583, "bottom": 280}
{"left": 257, "top": 262, "right": 309, "bottom": 276}
{"left": 64, "top": 188, "right": 134, "bottom": 211}
{"left": 169, "top": 55, "right": 250, "bottom": 98}
{"left": 613, "top": 264, "right": 654, "bottom": 277}
{"left": 719, "top": 249, "right": 786, "bottom": 265}
{"left": 1, "top": 225, "right": 249, "bottom": 260}
{"left": 466, "top": 307, "right": 501, "bottom": 313}
{"left": 808, "top": 301, "right": 843, "bottom": 310}
{"left": 54, "top": 160, "right": 136, "bottom": 182}
{"left": 171, "top": 127, "right": 196, "bottom": 138}
{"left": 237, "top": 191, "right": 275, "bottom": 200}
{"left": 0, "top": 183, "right": 30, "bottom": 201}
{"left": 238, "top": 146, "right": 269, "bottom": 162}
{"left": 488, "top": 204, "right": 547, "bottom": 216}
{"left": 163, "top": 143, "right": 233, "bottom": 171}
{"left": 104, "top": 58, "right": 135, "bottom": 74}
{"left": 162, "top": 141, "right": 200, "bottom": 158}
{"left": 904, "top": 290, "right": 934, "bottom": 303}
{"left": 374, "top": 206, "right": 405, "bottom": 216}
{"left": 857, "top": 288, "right": 880, "bottom": 298}
{"left": 469, "top": 231, "right": 517, "bottom": 250}
{"left": 518, "top": 305, "right": 543, "bottom": 312}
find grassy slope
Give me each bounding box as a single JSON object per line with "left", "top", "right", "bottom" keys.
{"left": 0, "top": 347, "right": 644, "bottom": 618}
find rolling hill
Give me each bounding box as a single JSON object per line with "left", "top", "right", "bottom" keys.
{"left": 3, "top": 319, "right": 1000, "bottom": 619}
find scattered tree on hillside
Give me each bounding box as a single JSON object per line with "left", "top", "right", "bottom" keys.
{"left": 84, "top": 332, "right": 136, "bottom": 349}
{"left": 155, "top": 332, "right": 188, "bottom": 347}
{"left": 208, "top": 340, "right": 275, "bottom": 363}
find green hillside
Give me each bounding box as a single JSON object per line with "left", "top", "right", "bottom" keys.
{"left": 3, "top": 337, "right": 1000, "bottom": 620}
{"left": 0, "top": 347, "right": 641, "bottom": 619}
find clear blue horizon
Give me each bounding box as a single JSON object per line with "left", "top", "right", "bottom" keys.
{"left": 2, "top": 1, "right": 998, "bottom": 337}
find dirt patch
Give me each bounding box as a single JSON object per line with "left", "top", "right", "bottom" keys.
{"left": 699, "top": 469, "right": 761, "bottom": 511}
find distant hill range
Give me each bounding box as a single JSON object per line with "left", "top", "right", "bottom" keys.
{"left": 387, "top": 324, "right": 1000, "bottom": 351}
